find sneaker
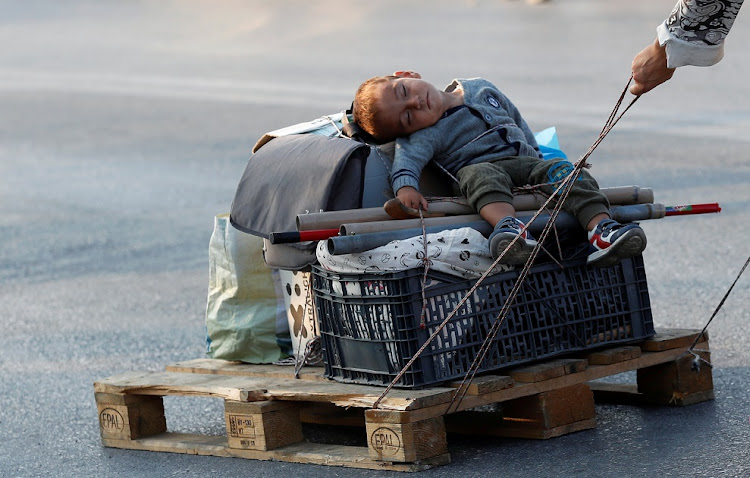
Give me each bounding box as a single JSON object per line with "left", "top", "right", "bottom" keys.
{"left": 587, "top": 218, "right": 647, "bottom": 267}
{"left": 489, "top": 216, "right": 538, "bottom": 264}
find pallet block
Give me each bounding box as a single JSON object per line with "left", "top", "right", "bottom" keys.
{"left": 95, "top": 392, "right": 166, "bottom": 441}
{"left": 498, "top": 382, "right": 597, "bottom": 439}
{"left": 94, "top": 328, "right": 713, "bottom": 472}
{"left": 224, "top": 400, "right": 304, "bottom": 450}
{"left": 365, "top": 410, "right": 448, "bottom": 462}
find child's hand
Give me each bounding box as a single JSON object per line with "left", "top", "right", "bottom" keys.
{"left": 397, "top": 187, "right": 429, "bottom": 211}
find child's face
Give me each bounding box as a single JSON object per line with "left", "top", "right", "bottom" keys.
{"left": 372, "top": 76, "right": 448, "bottom": 139}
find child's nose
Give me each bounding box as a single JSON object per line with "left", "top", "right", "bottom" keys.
{"left": 407, "top": 96, "right": 422, "bottom": 109}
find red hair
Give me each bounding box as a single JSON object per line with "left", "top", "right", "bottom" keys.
{"left": 352, "top": 75, "right": 397, "bottom": 142}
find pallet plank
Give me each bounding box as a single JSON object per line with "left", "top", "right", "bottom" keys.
{"left": 587, "top": 346, "right": 642, "bottom": 365}
{"left": 102, "top": 433, "right": 451, "bottom": 471}
{"left": 405, "top": 337, "right": 707, "bottom": 422}
{"left": 510, "top": 358, "right": 588, "bottom": 383}
{"left": 167, "top": 359, "right": 327, "bottom": 382}
{"left": 489, "top": 418, "right": 598, "bottom": 439}
{"left": 171, "top": 360, "right": 517, "bottom": 397}
{"left": 640, "top": 329, "right": 708, "bottom": 352}
{"left": 94, "top": 370, "right": 458, "bottom": 411}
{"left": 446, "top": 375, "right": 515, "bottom": 395}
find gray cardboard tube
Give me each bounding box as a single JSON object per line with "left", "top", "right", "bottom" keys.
{"left": 297, "top": 186, "right": 653, "bottom": 232}
{"left": 328, "top": 221, "right": 493, "bottom": 255}
{"left": 340, "top": 214, "right": 483, "bottom": 236}
{"left": 297, "top": 207, "right": 392, "bottom": 231}
{"left": 297, "top": 201, "right": 476, "bottom": 230}
{"left": 505, "top": 185, "right": 653, "bottom": 211}
{"left": 329, "top": 213, "right": 580, "bottom": 255}
{"left": 329, "top": 203, "right": 665, "bottom": 255}
{"left": 339, "top": 203, "right": 665, "bottom": 236}
{"left": 610, "top": 202, "right": 665, "bottom": 221}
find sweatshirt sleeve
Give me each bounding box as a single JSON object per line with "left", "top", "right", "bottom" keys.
{"left": 657, "top": 0, "right": 744, "bottom": 68}
{"left": 391, "top": 131, "right": 438, "bottom": 193}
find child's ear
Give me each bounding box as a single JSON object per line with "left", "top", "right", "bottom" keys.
{"left": 393, "top": 70, "right": 421, "bottom": 79}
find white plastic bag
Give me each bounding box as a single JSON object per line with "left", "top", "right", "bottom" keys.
{"left": 205, "top": 214, "right": 292, "bottom": 363}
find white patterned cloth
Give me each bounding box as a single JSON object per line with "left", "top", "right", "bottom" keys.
{"left": 316, "top": 227, "right": 514, "bottom": 279}
{"left": 658, "top": 0, "right": 744, "bottom": 67}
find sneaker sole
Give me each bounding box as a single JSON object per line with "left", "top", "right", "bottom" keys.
{"left": 490, "top": 234, "right": 538, "bottom": 265}
{"left": 587, "top": 228, "right": 647, "bottom": 268}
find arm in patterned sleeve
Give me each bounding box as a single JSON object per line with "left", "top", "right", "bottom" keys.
{"left": 631, "top": 0, "right": 744, "bottom": 94}
{"left": 658, "top": 0, "right": 744, "bottom": 68}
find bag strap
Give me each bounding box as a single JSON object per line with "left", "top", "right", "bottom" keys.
{"left": 341, "top": 102, "right": 378, "bottom": 144}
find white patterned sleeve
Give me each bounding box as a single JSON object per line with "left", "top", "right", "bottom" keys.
{"left": 657, "top": 0, "right": 744, "bottom": 68}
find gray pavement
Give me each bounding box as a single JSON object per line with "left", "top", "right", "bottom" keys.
{"left": 1, "top": 1, "right": 749, "bottom": 476}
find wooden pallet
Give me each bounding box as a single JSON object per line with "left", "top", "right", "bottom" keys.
{"left": 94, "top": 328, "right": 713, "bottom": 472}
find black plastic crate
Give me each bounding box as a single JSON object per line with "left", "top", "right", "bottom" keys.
{"left": 312, "top": 254, "right": 654, "bottom": 389}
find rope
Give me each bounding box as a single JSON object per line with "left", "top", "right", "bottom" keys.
{"left": 372, "top": 76, "right": 639, "bottom": 409}
{"left": 680, "top": 254, "right": 750, "bottom": 372}
{"left": 447, "top": 78, "right": 639, "bottom": 411}
{"left": 418, "top": 207, "right": 431, "bottom": 329}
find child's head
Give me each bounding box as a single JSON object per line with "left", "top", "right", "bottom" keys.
{"left": 352, "top": 71, "right": 451, "bottom": 142}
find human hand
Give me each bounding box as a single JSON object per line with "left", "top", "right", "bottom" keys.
{"left": 396, "top": 186, "right": 429, "bottom": 211}
{"left": 393, "top": 70, "right": 421, "bottom": 79}
{"left": 630, "top": 39, "right": 676, "bottom": 95}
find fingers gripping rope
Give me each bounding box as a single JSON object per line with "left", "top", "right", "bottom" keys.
{"left": 372, "top": 77, "right": 640, "bottom": 410}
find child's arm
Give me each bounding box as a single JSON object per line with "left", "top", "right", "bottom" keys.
{"left": 391, "top": 132, "right": 439, "bottom": 211}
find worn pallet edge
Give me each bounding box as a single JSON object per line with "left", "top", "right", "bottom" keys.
{"left": 510, "top": 358, "right": 589, "bottom": 383}
{"left": 168, "top": 328, "right": 700, "bottom": 382}
{"left": 586, "top": 346, "right": 642, "bottom": 365}
{"left": 404, "top": 341, "right": 709, "bottom": 422}
{"left": 100, "top": 433, "right": 450, "bottom": 472}
{"left": 477, "top": 418, "right": 598, "bottom": 440}
{"left": 94, "top": 343, "right": 708, "bottom": 418}
{"left": 443, "top": 410, "right": 597, "bottom": 440}
{"left": 166, "top": 359, "right": 328, "bottom": 382}
{"left": 640, "top": 329, "right": 708, "bottom": 352}
{"left": 169, "top": 359, "right": 516, "bottom": 396}
{"left": 93, "top": 330, "right": 707, "bottom": 419}
{"left": 588, "top": 382, "right": 715, "bottom": 407}
{"left": 93, "top": 371, "right": 457, "bottom": 411}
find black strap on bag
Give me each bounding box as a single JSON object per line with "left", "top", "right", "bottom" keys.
{"left": 341, "top": 102, "right": 379, "bottom": 145}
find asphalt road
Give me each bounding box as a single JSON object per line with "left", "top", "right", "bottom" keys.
{"left": 1, "top": 1, "right": 749, "bottom": 476}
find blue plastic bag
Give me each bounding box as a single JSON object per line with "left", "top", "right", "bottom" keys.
{"left": 535, "top": 126, "right": 568, "bottom": 160}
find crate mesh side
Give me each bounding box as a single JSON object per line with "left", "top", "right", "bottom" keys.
{"left": 314, "top": 255, "right": 654, "bottom": 388}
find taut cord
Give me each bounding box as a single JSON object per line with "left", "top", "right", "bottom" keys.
{"left": 680, "top": 254, "right": 750, "bottom": 372}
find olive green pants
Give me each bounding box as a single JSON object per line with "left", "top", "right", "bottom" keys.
{"left": 456, "top": 156, "right": 610, "bottom": 229}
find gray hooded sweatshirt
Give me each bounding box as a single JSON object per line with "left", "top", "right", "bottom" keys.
{"left": 391, "top": 77, "right": 542, "bottom": 193}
